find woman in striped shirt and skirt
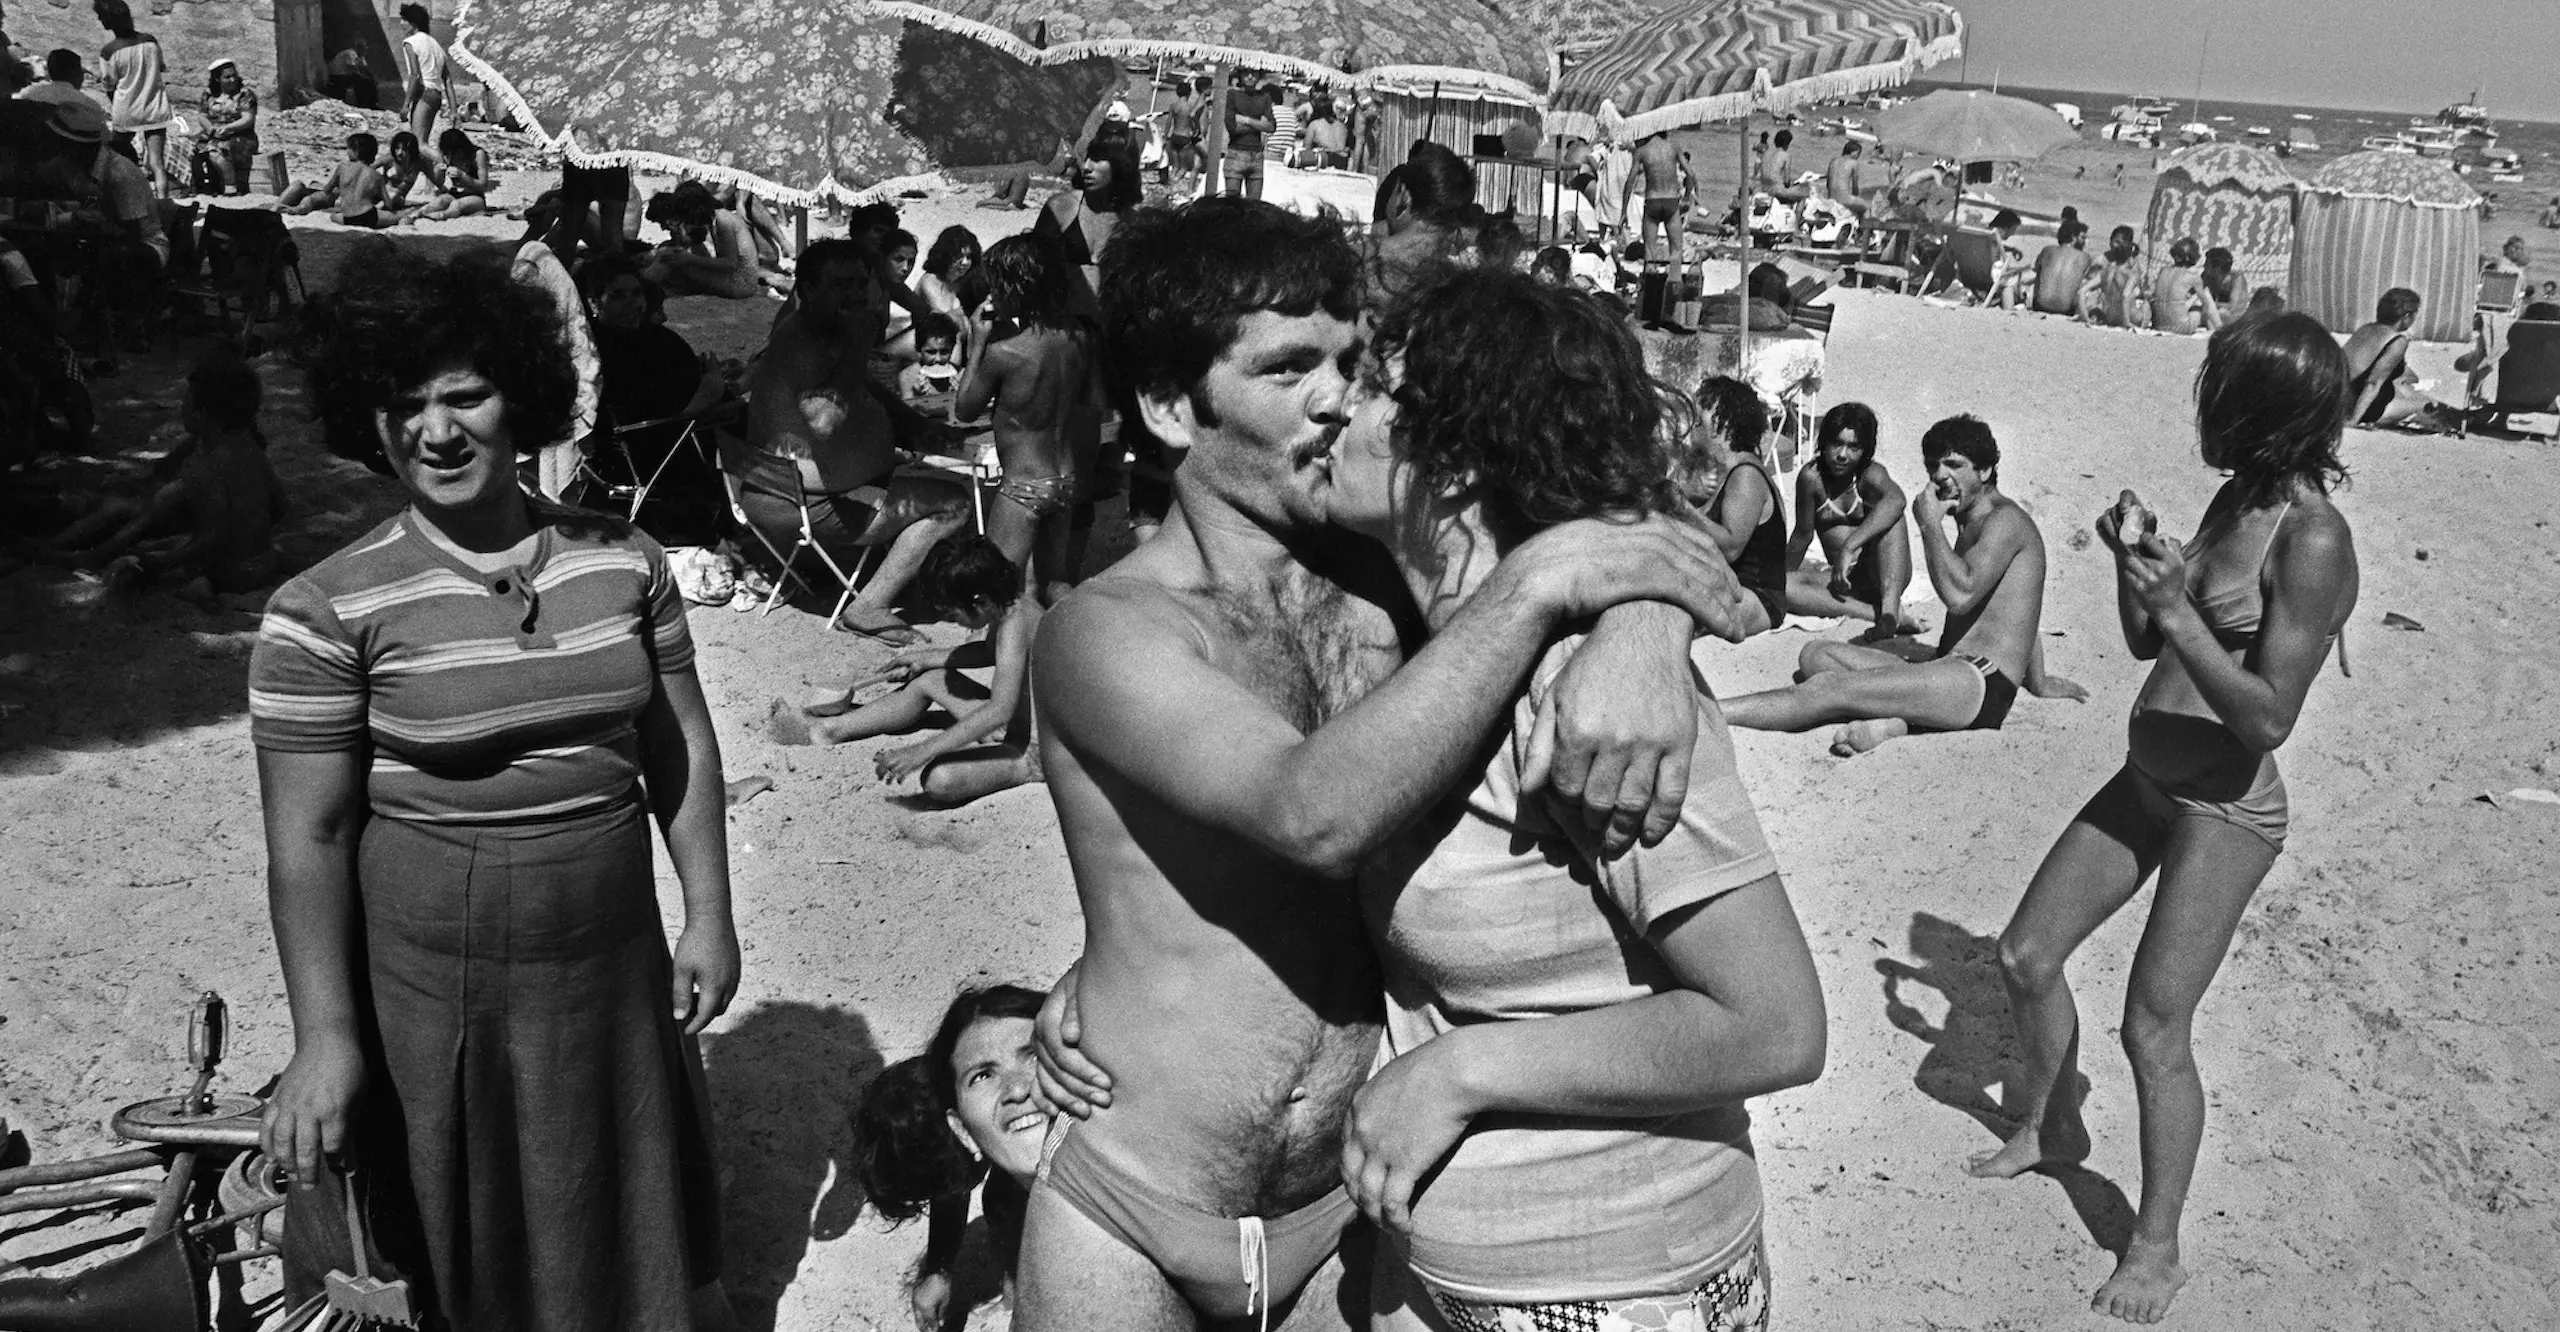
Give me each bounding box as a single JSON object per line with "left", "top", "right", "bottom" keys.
{"left": 250, "top": 249, "right": 741, "bottom": 1330}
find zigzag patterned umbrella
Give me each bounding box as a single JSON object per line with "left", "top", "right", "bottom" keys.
{"left": 453, "top": 0, "right": 1124, "bottom": 205}
{"left": 1550, "top": 0, "right": 1964, "bottom": 142}
{"left": 904, "top": 0, "right": 1546, "bottom": 100}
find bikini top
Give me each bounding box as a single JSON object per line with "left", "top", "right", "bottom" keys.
{"left": 2185, "top": 498, "right": 2289, "bottom": 643}
{"left": 1812, "top": 468, "right": 1869, "bottom": 526}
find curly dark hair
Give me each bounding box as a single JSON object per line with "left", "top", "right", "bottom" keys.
{"left": 1920, "top": 414, "right": 2000, "bottom": 485}
{"left": 851, "top": 984, "right": 1046, "bottom": 1223}
{"left": 1100, "top": 198, "right": 1359, "bottom": 423}
{"left": 1693, "top": 374, "right": 1767, "bottom": 460}
{"left": 915, "top": 535, "right": 1019, "bottom": 616}
{"left": 297, "top": 246, "right": 576, "bottom": 473}
{"left": 981, "top": 233, "right": 1074, "bottom": 325}
{"left": 2195, "top": 311, "right": 2349, "bottom": 506}
{"left": 1368, "top": 265, "right": 1676, "bottom": 544}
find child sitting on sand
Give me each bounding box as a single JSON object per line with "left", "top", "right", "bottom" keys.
{"left": 406, "top": 127, "right": 493, "bottom": 221}
{"left": 1784, "top": 400, "right": 1921, "bottom": 638}
{"left": 854, "top": 985, "right": 1051, "bottom": 1332}
{"left": 899, "top": 313, "right": 962, "bottom": 401}
{"left": 768, "top": 537, "right": 1043, "bottom": 806}
{"left": 37, "top": 349, "right": 283, "bottom": 596}
{"left": 278, "top": 133, "right": 386, "bottom": 227}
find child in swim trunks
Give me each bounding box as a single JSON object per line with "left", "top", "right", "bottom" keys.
{"left": 279, "top": 133, "right": 385, "bottom": 227}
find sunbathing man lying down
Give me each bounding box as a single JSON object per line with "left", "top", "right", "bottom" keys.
{"left": 1726, "top": 414, "right": 2085, "bottom": 755}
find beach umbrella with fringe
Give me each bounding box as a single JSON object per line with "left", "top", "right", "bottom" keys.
{"left": 1547, "top": 0, "right": 1965, "bottom": 143}
{"left": 2144, "top": 141, "right": 2298, "bottom": 299}
{"left": 907, "top": 0, "right": 1547, "bottom": 100}
{"left": 1865, "top": 86, "right": 2077, "bottom": 163}
{"left": 452, "top": 0, "right": 1124, "bottom": 205}
{"left": 2289, "top": 150, "right": 2482, "bottom": 342}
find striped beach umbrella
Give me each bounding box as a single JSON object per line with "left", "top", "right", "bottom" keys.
{"left": 903, "top": 0, "right": 1546, "bottom": 100}
{"left": 453, "top": 0, "right": 1123, "bottom": 205}
{"left": 1549, "top": 0, "right": 1965, "bottom": 142}
{"left": 2144, "top": 142, "right": 2298, "bottom": 299}
{"left": 2289, "top": 151, "right": 2481, "bottom": 342}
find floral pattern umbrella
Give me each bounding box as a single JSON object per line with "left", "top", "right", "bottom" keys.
{"left": 904, "top": 0, "right": 1546, "bottom": 100}
{"left": 454, "top": 0, "right": 1124, "bottom": 205}
{"left": 1549, "top": 0, "right": 1964, "bottom": 141}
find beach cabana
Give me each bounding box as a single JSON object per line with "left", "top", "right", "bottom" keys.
{"left": 2289, "top": 151, "right": 2482, "bottom": 343}
{"left": 2145, "top": 142, "right": 2299, "bottom": 299}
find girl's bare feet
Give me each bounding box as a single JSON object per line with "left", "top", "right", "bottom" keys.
{"left": 1964, "top": 1103, "right": 2092, "bottom": 1179}
{"left": 2092, "top": 1237, "right": 2186, "bottom": 1324}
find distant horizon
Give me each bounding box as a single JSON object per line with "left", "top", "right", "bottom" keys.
{"left": 1933, "top": 0, "right": 2556, "bottom": 125}
{"left": 1910, "top": 78, "right": 2560, "bottom": 131}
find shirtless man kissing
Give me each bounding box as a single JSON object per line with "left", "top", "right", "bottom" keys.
{"left": 1017, "top": 198, "right": 1742, "bottom": 1331}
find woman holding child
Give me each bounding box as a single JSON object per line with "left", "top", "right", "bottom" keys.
{"left": 1328, "top": 266, "right": 1827, "bottom": 1332}
{"left": 1971, "top": 312, "right": 2359, "bottom": 1325}
{"left": 252, "top": 250, "right": 739, "bottom": 1331}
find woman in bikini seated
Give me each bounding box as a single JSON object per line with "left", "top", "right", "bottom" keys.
{"left": 952, "top": 234, "right": 1100, "bottom": 604}
{"left": 1969, "top": 312, "right": 2359, "bottom": 1325}
{"left": 1784, "top": 401, "right": 1923, "bottom": 637}
{"left": 770, "top": 537, "right": 1043, "bottom": 806}
{"left": 856, "top": 985, "right": 1054, "bottom": 1332}
{"left": 1680, "top": 375, "right": 1790, "bottom": 637}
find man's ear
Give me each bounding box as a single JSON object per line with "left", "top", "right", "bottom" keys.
{"left": 1134, "top": 387, "right": 1198, "bottom": 457}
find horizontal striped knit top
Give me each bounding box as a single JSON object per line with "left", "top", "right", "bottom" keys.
{"left": 249, "top": 507, "right": 697, "bottom": 825}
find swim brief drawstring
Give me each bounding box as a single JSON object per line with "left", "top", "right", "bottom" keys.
{"left": 1239, "top": 1215, "right": 1270, "bottom": 1332}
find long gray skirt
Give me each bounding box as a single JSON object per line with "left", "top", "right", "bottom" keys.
{"left": 288, "top": 798, "right": 724, "bottom": 1332}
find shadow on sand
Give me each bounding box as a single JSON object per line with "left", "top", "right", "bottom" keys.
{"left": 1877, "top": 911, "right": 2138, "bottom": 1256}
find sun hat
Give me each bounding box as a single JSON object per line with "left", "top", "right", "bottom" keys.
{"left": 209, "top": 56, "right": 238, "bottom": 72}
{"left": 47, "top": 98, "right": 110, "bottom": 143}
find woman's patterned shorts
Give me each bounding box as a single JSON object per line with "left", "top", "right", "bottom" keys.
{"left": 1429, "top": 1242, "right": 1769, "bottom": 1332}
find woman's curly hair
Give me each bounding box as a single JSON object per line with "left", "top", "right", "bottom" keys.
{"left": 851, "top": 984, "right": 1046, "bottom": 1224}
{"left": 2195, "top": 311, "right": 2350, "bottom": 507}
{"left": 297, "top": 244, "right": 576, "bottom": 474}
{"left": 1367, "top": 265, "right": 1676, "bottom": 543}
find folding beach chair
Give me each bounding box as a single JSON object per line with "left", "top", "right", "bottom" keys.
{"left": 2480, "top": 319, "right": 2560, "bottom": 440}
{"left": 169, "top": 208, "right": 304, "bottom": 347}
{"left": 577, "top": 404, "right": 736, "bottom": 545}
{"left": 2478, "top": 269, "right": 2522, "bottom": 317}
{"left": 713, "top": 434, "right": 878, "bottom": 620}
{"left": 1915, "top": 229, "right": 2000, "bottom": 303}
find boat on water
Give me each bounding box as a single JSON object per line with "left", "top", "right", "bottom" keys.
{"left": 2245, "top": 125, "right": 2273, "bottom": 137}
{"left": 2361, "top": 134, "right": 2416, "bottom": 155}
{"left": 2483, "top": 147, "right": 2521, "bottom": 168}
{"left": 2050, "top": 102, "right": 2083, "bottom": 129}
{"left": 2211, "top": 114, "right": 2234, "bottom": 123}
{"left": 2492, "top": 173, "right": 2525, "bottom": 184}
{"left": 2292, "top": 112, "right": 2316, "bottom": 121}
{"left": 2134, "top": 96, "right": 2178, "bottom": 118}
{"left": 2440, "top": 91, "right": 2492, "bottom": 131}
{"left": 2398, "top": 125, "right": 2460, "bottom": 157}
{"left": 2178, "top": 121, "right": 2218, "bottom": 144}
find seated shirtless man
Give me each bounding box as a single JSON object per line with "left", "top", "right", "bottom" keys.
{"left": 1017, "top": 198, "right": 1743, "bottom": 1332}
{"left": 736, "top": 238, "right": 970, "bottom": 644}
{"left": 1726, "top": 414, "right": 2083, "bottom": 755}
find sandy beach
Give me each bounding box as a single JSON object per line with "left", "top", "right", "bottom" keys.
{"left": 4, "top": 130, "right": 2557, "bottom": 1332}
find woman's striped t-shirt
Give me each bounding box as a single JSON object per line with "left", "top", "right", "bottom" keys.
{"left": 249, "top": 508, "right": 697, "bottom": 825}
